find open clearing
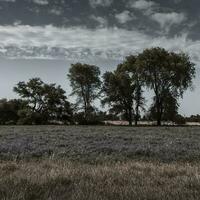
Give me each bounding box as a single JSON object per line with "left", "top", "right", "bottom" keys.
{"left": 0, "top": 126, "right": 200, "bottom": 199}
{"left": 0, "top": 126, "right": 200, "bottom": 162}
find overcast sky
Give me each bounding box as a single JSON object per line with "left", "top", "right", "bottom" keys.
{"left": 0, "top": 0, "right": 200, "bottom": 116}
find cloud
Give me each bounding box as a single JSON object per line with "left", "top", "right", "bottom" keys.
{"left": 129, "top": 0, "right": 156, "bottom": 15}
{"left": 49, "top": 8, "right": 63, "bottom": 16}
{"left": 151, "top": 12, "right": 186, "bottom": 32}
{"left": 0, "top": 25, "right": 199, "bottom": 64}
{"left": 90, "top": 15, "right": 108, "bottom": 27}
{"left": 0, "top": 0, "right": 15, "bottom": 2}
{"left": 128, "top": 0, "right": 186, "bottom": 33}
{"left": 115, "top": 11, "right": 135, "bottom": 24}
{"left": 89, "top": 0, "right": 113, "bottom": 8}
{"left": 32, "top": 0, "right": 48, "bottom": 5}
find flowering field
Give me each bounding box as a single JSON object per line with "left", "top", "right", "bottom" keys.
{"left": 0, "top": 126, "right": 200, "bottom": 162}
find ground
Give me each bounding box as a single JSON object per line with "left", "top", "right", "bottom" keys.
{"left": 0, "top": 126, "right": 200, "bottom": 199}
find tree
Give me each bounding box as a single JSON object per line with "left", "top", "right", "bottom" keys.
{"left": 148, "top": 92, "right": 179, "bottom": 122}
{"left": 102, "top": 70, "right": 135, "bottom": 126}
{"left": 68, "top": 63, "right": 101, "bottom": 121}
{"left": 102, "top": 56, "right": 145, "bottom": 126}
{"left": 42, "top": 83, "right": 73, "bottom": 123}
{"left": 117, "top": 56, "right": 145, "bottom": 125}
{"left": 13, "top": 78, "right": 73, "bottom": 124}
{"left": 137, "top": 47, "right": 195, "bottom": 126}
{"left": 0, "top": 99, "right": 27, "bottom": 125}
{"left": 14, "top": 78, "right": 45, "bottom": 114}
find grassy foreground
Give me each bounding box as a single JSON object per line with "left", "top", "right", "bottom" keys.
{"left": 0, "top": 160, "right": 200, "bottom": 200}
{"left": 0, "top": 126, "right": 200, "bottom": 199}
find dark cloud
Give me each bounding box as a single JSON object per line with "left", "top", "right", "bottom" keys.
{"left": 0, "top": 0, "right": 199, "bottom": 60}
{"left": 0, "top": 0, "right": 197, "bottom": 33}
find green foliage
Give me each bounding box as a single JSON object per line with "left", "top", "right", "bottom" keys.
{"left": 74, "top": 112, "right": 105, "bottom": 125}
{"left": 119, "top": 56, "right": 146, "bottom": 125}
{"left": 186, "top": 115, "right": 200, "bottom": 123}
{"left": 0, "top": 47, "right": 196, "bottom": 126}
{"left": 0, "top": 99, "right": 27, "bottom": 125}
{"left": 148, "top": 92, "right": 179, "bottom": 122}
{"left": 102, "top": 70, "right": 134, "bottom": 125}
{"left": 68, "top": 63, "right": 101, "bottom": 121}
{"left": 13, "top": 78, "right": 73, "bottom": 125}
{"left": 137, "top": 47, "right": 195, "bottom": 125}
{"left": 174, "top": 114, "right": 186, "bottom": 125}
{"left": 102, "top": 56, "right": 145, "bottom": 125}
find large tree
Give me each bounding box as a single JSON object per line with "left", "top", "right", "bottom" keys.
{"left": 102, "top": 56, "right": 145, "bottom": 126}
{"left": 68, "top": 63, "right": 101, "bottom": 120}
{"left": 117, "top": 56, "right": 145, "bottom": 125}
{"left": 102, "top": 70, "right": 135, "bottom": 125}
{"left": 13, "top": 78, "right": 73, "bottom": 124}
{"left": 137, "top": 47, "right": 195, "bottom": 126}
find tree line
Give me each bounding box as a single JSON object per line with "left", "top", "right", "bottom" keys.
{"left": 0, "top": 47, "right": 196, "bottom": 126}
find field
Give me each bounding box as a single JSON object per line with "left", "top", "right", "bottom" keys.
{"left": 0, "top": 126, "right": 200, "bottom": 199}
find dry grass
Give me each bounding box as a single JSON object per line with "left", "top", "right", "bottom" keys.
{"left": 0, "top": 160, "right": 200, "bottom": 200}
{"left": 1, "top": 126, "right": 200, "bottom": 199}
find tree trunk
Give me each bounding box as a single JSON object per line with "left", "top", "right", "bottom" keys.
{"left": 135, "top": 104, "right": 139, "bottom": 126}
{"left": 81, "top": 85, "right": 87, "bottom": 120}
{"left": 128, "top": 107, "right": 133, "bottom": 126}
{"left": 156, "top": 105, "right": 163, "bottom": 126}
{"left": 157, "top": 117, "right": 161, "bottom": 126}
{"left": 156, "top": 98, "right": 162, "bottom": 126}
{"left": 135, "top": 118, "right": 138, "bottom": 126}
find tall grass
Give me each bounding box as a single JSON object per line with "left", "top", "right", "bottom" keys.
{"left": 0, "top": 160, "right": 200, "bottom": 200}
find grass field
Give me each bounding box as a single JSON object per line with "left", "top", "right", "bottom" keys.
{"left": 0, "top": 126, "right": 200, "bottom": 199}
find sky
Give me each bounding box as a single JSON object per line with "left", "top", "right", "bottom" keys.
{"left": 0, "top": 0, "right": 200, "bottom": 116}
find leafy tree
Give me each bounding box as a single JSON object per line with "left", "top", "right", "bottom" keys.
{"left": 102, "top": 70, "right": 135, "bottom": 126}
{"left": 174, "top": 114, "right": 186, "bottom": 125}
{"left": 137, "top": 47, "right": 195, "bottom": 126}
{"left": 0, "top": 99, "right": 27, "bottom": 125}
{"left": 68, "top": 63, "right": 101, "bottom": 121}
{"left": 102, "top": 56, "right": 145, "bottom": 126}
{"left": 14, "top": 78, "right": 45, "bottom": 113}
{"left": 14, "top": 78, "right": 73, "bottom": 124}
{"left": 148, "top": 92, "right": 179, "bottom": 122}
{"left": 42, "top": 83, "right": 73, "bottom": 123}
{"left": 117, "top": 56, "right": 145, "bottom": 125}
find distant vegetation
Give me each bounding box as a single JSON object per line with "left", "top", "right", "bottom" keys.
{"left": 0, "top": 47, "right": 196, "bottom": 126}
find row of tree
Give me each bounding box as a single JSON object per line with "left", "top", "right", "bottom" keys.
{"left": 0, "top": 79, "right": 73, "bottom": 125}
{"left": 0, "top": 47, "right": 196, "bottom": 126}
{"left": 68, "top": 47, "right": 195, "bottom": 126}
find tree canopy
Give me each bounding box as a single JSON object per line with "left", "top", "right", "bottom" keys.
{"left": 102, "top": 56, "right": 145, "bottom": 126}
{"left": 0, "top": 99, "right": 27, "bottom": 125}
{"left": 13, "top": 78, "right": 73, "bottom": 124}
{"left": 68, "top": 63, "right": 101, "bottom": 121}
{"left": 0, "top": 47, "right": 196, "bottom": 126}
{"left": 137, "top": 47, "right": 195, "bottom": 125}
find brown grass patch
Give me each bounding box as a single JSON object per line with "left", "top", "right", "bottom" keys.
{"left": 0, "top": 160, "right": 200, "bottom": 200}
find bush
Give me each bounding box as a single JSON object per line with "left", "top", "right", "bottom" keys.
{"left": 174, "top": 114, "right": 186, "bottom": 125}
{"left": 74, "top": 112, "right": 105, "bottom": 125}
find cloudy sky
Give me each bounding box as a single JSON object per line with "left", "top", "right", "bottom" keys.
{"left": 0, "top": 0, "right": 200, "bottom": 116}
